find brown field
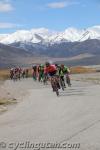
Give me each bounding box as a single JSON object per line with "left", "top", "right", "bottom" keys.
{"left": 0, "top": 69, "right": 9, "bottom": 80}
{"left": 70, "top": 66, "right": 96, "bottom": 74}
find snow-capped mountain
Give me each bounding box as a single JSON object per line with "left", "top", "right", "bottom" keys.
{"left": 0, "top": 28, "right": 54, "bottom": 45}
{"left": 1, "top": 26, "right": 100, "bottom": 67}
{"left": 0, "top": 26, "right": 100, "bottom": 45}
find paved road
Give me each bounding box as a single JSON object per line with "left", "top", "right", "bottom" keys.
{"left": 0, "top": 78, "right": 100, "bottom": 150}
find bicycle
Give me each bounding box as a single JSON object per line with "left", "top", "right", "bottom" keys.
{"left": 50, "top": 76, "right": 60, "bottom": 96}
{"left": 66, "top": 74, "right": 71, "bottom": 87}
{"left": 59, "top": 76, "right": 65, "bottom": 91}
{"left": 43, "top": 73, "right": 48, "bottom": 85}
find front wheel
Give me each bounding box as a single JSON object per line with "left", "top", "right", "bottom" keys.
{"left": 51, "top": 77, "right": 59, "bottom": 96}
{"left": 56, "top": 89, "right": 59, "bottom": 96}
{"left": 66, "top": 74, "right": 71, "bottom": 87}
{"left": 60, "top": 77, "right": 65, "bottom": 91}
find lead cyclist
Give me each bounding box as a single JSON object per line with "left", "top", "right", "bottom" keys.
{"left": 44, "top": 62, "right": 60, "bottom": 94}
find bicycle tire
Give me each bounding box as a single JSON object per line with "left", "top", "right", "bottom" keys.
{"left": 60, "top": 78, "right": 65, "bottom": 91}
{"left": 51, "top": 77, "right": 59, "bottom": 96}
{"left": 66, "top": 75, "right": 71, "bottom": 87}
{"left": 54, "top": 84, "right": 59, "bottom": 96}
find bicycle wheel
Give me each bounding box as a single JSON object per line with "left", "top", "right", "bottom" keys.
{"left": 66, "top": 75, "right": 71, "bottom": 87}
{"left": 54, "top": 83, "right": 59, "bottom": 96}
{"left": 60, "top": 77, "right": 65, "bottom": 91}
{"left": 43, "top": 76, "right": 47, "bottom": 85}
{"left": 51, "top": 77, "right": 59, "bottom": 96}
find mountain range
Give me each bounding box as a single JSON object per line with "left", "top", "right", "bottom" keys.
{"left": 0, "top": 26, "right": 100, "bottom": 68}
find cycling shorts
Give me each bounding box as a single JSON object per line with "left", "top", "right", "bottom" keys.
{"left": 48, "top": 71, "right": 57, "bottom": 77}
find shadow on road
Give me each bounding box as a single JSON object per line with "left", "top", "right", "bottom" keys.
{"left": 59, "top": 88, "right": 86, "bottom": 97}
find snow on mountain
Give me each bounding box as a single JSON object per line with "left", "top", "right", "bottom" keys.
{"left": 0, "top": 34, "right": 9, "bottom": 41}
{"left": 0, "top": 28, "right": 52, "bottom": 44}
{"left": 87, "top": 26, "right": 100, "bottom": 39}
{"left": 48, "top": 28, "right": 85, "bottom": 43}
{"left": 0, "top": 26, "right": 100, "bottom": 45}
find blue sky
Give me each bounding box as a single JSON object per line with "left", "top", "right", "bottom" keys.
{"left": 0, "top": 0, "right": 100, "bottom": 33}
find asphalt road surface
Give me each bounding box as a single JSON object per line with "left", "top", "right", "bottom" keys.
{"left": 0, "top": 78, "right": 100, "bottom": 150}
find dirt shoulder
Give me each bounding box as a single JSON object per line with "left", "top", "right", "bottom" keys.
{"left": 0, "top": 78, "right": 43, "bottom": 114}
{"left": 0, "top": 79, "right": 17, "bottom": 113}
{"left": 71, "top": 72, "right": 100, "bottom": 84}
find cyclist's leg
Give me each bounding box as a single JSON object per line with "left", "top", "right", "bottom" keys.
{"left": 41, "top": 72, "right": 44, "bottom": 82}
{"left": 50, "top": 77, "right": 56, "bottom": 91}
{"left": 61, "top": 76, "right": 66, "bottom": 87}
{"left": 49, "top": 71, "right": 60, "bottom": 92}
{"left": 55, "top": 76, "right": 60, "bottom": 89}
{"left": 43, "top": 73, "right": 48, "bottom": 84}
{"left": 53, "top": 76, "right": 59, "bottom": 96}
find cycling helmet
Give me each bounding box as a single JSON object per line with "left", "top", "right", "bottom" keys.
{"left": 45, "top": 62, "right": 50, "bottom": 66}
{"left": 55, "top": 64, "right": 58, "bottom": 67}
{"left": 40, "top": 64, "right": 44, "bottom": 67}
{"left": 61, "top": 64, "right": 64, "bottom": 67}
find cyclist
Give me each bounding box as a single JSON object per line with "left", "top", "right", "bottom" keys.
{"left": 44, "top": 62, "right": 60, "bottom": 92}
{"left": 60, "top": 64, "right": 71, "bottom": 86}
{"left": 32, "top": 65, "right": 37, "bottom": 81}
{"left": 57, "top": 65, "right": 66, "bottom": 89}
{"left": 38, "top": 64, "right": 44, "bottom": 82}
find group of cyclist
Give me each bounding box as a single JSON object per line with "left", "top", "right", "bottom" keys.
{"left": 10, "top": 67, "right": 29, "bottom": 81}
{"left": 32, "top": 62, "right": 71, "bottom": 95}
{"left": 10, "top": 62, "right": 71, "bottom": 96}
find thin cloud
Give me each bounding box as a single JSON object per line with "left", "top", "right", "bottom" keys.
{"left": 0, "top": 0, "right": 14, "bottom": 12}
{"left": 47, "top": 0, "right": 79, "bottom": 9}
{"left": 47, "top": 2, "right": 67, "bottom": 8}
{"left": 0, "top": 22, "right": 19, "bottom": 29}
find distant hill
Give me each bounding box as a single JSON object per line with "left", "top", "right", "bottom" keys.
{"left": 0, "top": 39, "right": 100, "bottom": 68}
{"left": 9, "top": 39, "right": 100, "bottom": 67}
{"left": 55, "top": 55, "right": 100, "bottom": 67}
{"left": 9, "top": 39, "right": 100, "bottom": 57}
{"left": 0, "top": 43, "right": 33, "bottom": 68}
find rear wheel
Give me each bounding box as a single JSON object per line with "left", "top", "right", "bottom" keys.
{"left": 43, "top": 74, "right": 48, "bottom": 85}
{"left": 51, "top": 77, "right": 59, "bottom": 96}
{"left": 54, "top": 83, "right": 59, "bottom": 96}
{"left": 66, "top": 75, "right": 71, "bottom": 87}
{"left": 60, "top": 77, "right": 65, "bottom": 91}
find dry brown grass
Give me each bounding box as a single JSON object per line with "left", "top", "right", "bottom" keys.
{"left": 70, "top": 66, "right": 96, "bottom": 74}
{"left": 0, "top": 69, "right": 9, "bottom": 80}
{"left": 27, "top": 68, "right": 32, "bottom": 77}
{"left": 0, "top": 98, "right": 17, "bottom": 105}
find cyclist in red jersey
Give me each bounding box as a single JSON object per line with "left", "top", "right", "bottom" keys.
{"left": 44, "top": 62, "right": 60, "bottom": 92}
{"left": 44, "top": 62, "right": 57, "bottom": 76}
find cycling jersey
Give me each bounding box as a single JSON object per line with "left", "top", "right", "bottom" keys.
{"left": 59, "top": 66, "right": 70, "bottom": 76}
{"left": 44, "top": 65, "right": 57, "bottom": 76}
{"left": 44, "top": 65, "right": 57, "bottom": 73}
{"left": 39, "top": 65, "right": 44, "bottom": 73}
